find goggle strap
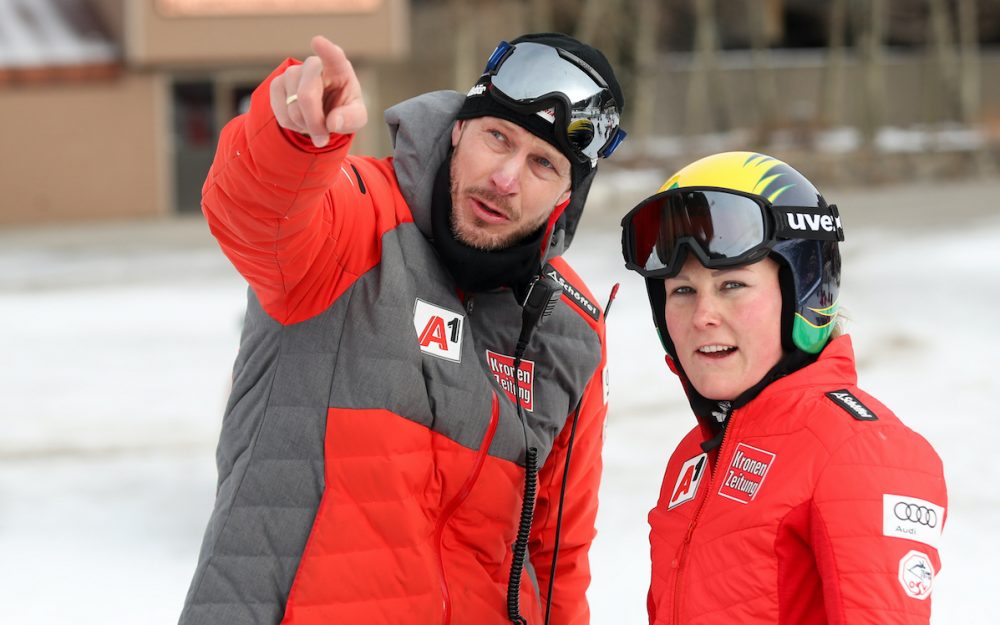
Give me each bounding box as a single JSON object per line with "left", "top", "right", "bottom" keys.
{"left": 600, "top": 128, "right": 627, "bottom": 159}
{"left": 554, "top": 46, "right": 608, "bottom": 89}
{"left": 772, "top": 204, "right": 845, "bottom": 242}
{"left": 484, "top": 41, "right": 513, "bottom": 73}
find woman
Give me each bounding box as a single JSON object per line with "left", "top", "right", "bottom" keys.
{"left": 620, "top": 152, "right": 947, "bottom": 624}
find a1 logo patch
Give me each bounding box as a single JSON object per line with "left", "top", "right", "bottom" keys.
{"left": 413, "top": 298, "right": 464, "bottom": 363}
{"left": 668, "top": 453, "right": 707, "bottom": 510}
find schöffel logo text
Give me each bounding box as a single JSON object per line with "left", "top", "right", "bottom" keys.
{"left": 545, "top": 266, "right": 600, "bottom": 321}
{"left": 826, "top": 390, "right": 879, "bottom": 421}
{"left": 786, "top": 212, "right": 842, "bottom": 234}
{"left": 718, "top": 443, "right": 776, "bottom": 504}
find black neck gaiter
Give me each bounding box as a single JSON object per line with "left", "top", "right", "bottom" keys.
{"left": 430, "top": 153, "right": 547, "bottom": 298}
{"left": 693, "top": 348, "right": 820, "bottom": 452}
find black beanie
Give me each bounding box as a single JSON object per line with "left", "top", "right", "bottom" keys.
{"left": 455, "top": 32, "right": 624, "bottom": 190}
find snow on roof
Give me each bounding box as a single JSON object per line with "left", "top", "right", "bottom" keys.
{"left": 0, "top": 0, "right": 118, "bottom": 69}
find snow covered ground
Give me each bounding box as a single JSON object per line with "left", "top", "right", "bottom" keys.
{"left": 1, "top": 175, "right": 997, "bottom": 624}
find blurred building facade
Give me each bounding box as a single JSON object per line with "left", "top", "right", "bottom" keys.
{"left": 3, "top": 0, "right": 999, "bottom": 224}
{"left": 0, "top": 0, "right": 408, "bottom": 223}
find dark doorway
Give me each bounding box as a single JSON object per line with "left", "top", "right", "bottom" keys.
{"left": 172, "top": 80, "right": 216, "bottom": 214}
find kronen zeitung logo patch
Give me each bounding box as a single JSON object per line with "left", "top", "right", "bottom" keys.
{"left": 486, "top": 350, "right": 535, "bottom": 411}
{"left": 718, "top": 443, "right": 775, "bottom": 504}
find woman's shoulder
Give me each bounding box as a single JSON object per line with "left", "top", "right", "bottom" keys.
{"left": 794, "top": 384, "right": 944, "bottom": 483}
{"left": 746, "top": 365, "right": 940, "bottom": 470}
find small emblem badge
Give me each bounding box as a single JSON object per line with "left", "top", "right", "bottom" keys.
{"left": 718, "top": 443, "right": 776, "bottom": 504}
{"left": 413, "top": 298, "right": 464, "bottom": 363}
{"left": 898, "top": 550, "right": 935, "bottom": 600}
{"left": 668, "top": 453, "right": 708, "bottom": 510}
{"left": 883, "top": 494, "right": 945, "bottom": 549}
{"left": 486, "top": 350, "right": 535, "bottom": 411}
{"left": 826, "top": 389, "right": 878, "bottom": 421}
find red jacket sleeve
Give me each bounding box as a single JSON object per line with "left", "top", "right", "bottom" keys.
{"left": 529, "top": 332, "right": 608, "bottom": 625}
{"left": 810, "top": 417, "right": 947, "bottom": 625}
{"left": 201, "top": 59, "right": 401, "bottom": 325}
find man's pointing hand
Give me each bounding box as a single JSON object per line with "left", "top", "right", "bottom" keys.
{"left": 270, "top": 35, "right": 368, "bottom": 148}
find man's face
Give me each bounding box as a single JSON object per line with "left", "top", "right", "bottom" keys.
{"left": 449, "top": 117, "right": 572, "bottom": 251}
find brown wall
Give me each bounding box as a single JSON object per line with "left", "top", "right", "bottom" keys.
{"left": 0, "top": 73, "right": 165, "bottom": 224}
{"left": 642, "top": 51, "right": 1000, "bottom": 137}
{"left": 127, "top": 0, "right": 409, "bottom": 67}
{"left": 90, "top": 0, "right": 126, "bottom": 41}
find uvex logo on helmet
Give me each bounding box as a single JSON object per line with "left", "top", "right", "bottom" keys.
{"left": 786, "top": 211, "right": 842, "bottom": 234}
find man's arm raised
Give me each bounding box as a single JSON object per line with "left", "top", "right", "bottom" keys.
{"left": 203, "top": 36, "right": 378, "bottom": 324}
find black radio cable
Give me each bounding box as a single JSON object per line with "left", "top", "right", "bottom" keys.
{"left": 542, "top": 282, "right": 617, "bottom": 624}
{"left": 506, "top": 275, "right": 561, "bottom": 625}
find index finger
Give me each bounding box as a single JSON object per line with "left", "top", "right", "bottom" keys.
{"left": 310, "top": 36, "right": 351, "bottom": 87}
{"left": 295, "top": 55, "right": 332, "bottom": 145}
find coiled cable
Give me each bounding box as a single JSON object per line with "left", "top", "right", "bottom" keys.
{"left": 506, "top": 274, "right": 562, "bottom": 625}
{"left": 506, "top": 443, "right": 537, "bottom": 625}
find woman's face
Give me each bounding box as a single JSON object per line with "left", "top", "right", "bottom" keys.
{"left": 664, "top": 255, "right": 784, "bottom": 401}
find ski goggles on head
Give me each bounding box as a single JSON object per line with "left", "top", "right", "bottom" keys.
{"left": 478, "top": 40, "right": 626, "bottom": 166}
{"left": 621, "top": 187, "right": 844, "bottom": 279}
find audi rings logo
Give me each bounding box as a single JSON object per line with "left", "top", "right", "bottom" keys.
{"left": 894, "top": 502, "right": 938, "bottom": 528}
{"left": 884, "top": 494, "right": 943, "bottom": 548}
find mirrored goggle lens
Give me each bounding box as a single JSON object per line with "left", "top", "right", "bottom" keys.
{"left": 488, "top": 42, "right": 621, "bottom": 161}
{"left": 624, "top": 190, "right": 768, "bottom": 277}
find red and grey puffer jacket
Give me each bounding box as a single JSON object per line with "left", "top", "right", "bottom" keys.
{"left": 648, "top": 336, "right": 947, "bottom": 625}
{"left": 178, "top": 60, "right": 609, "bottom": 625}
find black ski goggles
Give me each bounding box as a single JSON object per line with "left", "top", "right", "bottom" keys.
{"left": 621, "top": 187, "right": 844, "bottom": 278}
{"left": 476, "top": 40, "right": 626, "bottom": 166}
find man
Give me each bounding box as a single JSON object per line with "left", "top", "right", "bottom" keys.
{"left": 180, "top": 32, "right": 625, "bottom": 625}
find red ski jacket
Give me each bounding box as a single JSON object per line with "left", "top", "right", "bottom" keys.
{"left": 180, "top": 60, "right": 609, "bottom": 625}
{"left": 648, "top": 336, "right": 947, "bottom": 624}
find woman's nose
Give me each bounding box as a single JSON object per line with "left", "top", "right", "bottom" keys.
{"left": 692, "top": 293, "right": 722, "bottom": 328}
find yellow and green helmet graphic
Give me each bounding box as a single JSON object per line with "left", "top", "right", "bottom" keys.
{"left": 654, "top": 151, "right": 841, "bottom": 354}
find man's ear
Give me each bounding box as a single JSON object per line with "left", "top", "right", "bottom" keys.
{"left": 451, "top": 119, "right": 465, "bottom": 147}
{"left": 557, "top": 188, "right": 571, "bottom": 206}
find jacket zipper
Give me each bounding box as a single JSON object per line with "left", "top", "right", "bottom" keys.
{"left": 434, "top": 391, "right": 500, "bottom": 625}
{"left": 671, "top": 409, "right": 738, "bottom": 624}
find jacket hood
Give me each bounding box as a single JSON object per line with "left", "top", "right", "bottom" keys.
{"left": 385, "top": 90, "right": 596, "bottom": 261}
